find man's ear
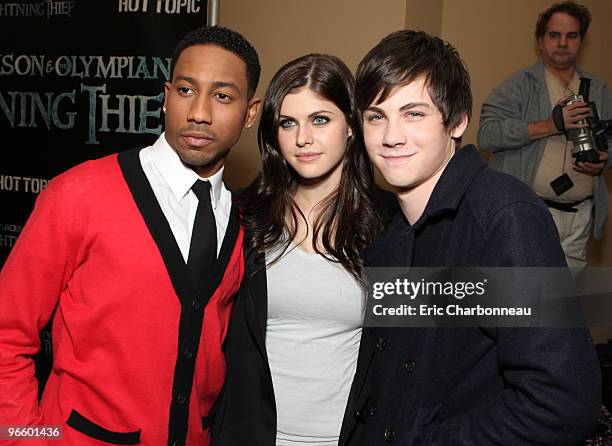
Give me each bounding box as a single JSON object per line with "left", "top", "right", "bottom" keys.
{"left": 450, "top": 113, "right": 469, "bottom": 139}
{"left": 163, "top": 81, "right": 171, "bottom": 112}
{"left": 245, "top": 97, "right": 262, "bottom": 128}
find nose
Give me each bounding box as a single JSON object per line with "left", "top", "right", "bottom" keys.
{"left": 187, "top": 95, "right": 212, "bottom": 124}
{"left": 296, "top": 124, "right": 313, "bottom": 147}
{"left": 382, "top": 117, "right": 406, "bottom": 148}
{"left": 558, "top": 34, "right": 568, "bottom": 47}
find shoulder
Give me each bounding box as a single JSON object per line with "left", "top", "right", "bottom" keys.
{"left": 499, "top": 64, "right": 537, "bottom": 87}
{"left": 581, "top": 71, "right": 611, "bottom": 103}
{"left": 464, "top": 167, "right": 549, "bottom": 230}
{"left": 577, "top": 66, "right": 608, "bottom": 86}
{"left": 464, "top": 167, "right": 565, "bottom": 266}
{"left": 47, "top": 153, "right": 122, "bottom": 197}
{"left": 25, "top": 153, "right": 123, "bottom": 240}
{"left": 487, "top": 64, "right": 541, "bottom": 100}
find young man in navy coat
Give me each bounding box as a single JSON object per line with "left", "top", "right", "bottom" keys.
{"left": 348, "top": 30, "right": 601, "bottom": 445}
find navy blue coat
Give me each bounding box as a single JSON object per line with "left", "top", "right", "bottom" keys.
{"left": 356, "top": 146, "right": 601, "bottom": 445}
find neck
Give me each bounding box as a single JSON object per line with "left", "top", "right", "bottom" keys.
{"left": 396, "top": 143, "right": 455, "bottom": 225}
{"left": 290, "top": 165, "right": 341, "bottom": 253}
{"left": 293, "top": 164, "right": 341, "bottom": 216}
{"left": 544, "top": 61, "right": 576, "bottom": 86}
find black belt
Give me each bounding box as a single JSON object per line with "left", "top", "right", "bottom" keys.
{"left": 542, "top": 196, "right": 592, "bottom": 213}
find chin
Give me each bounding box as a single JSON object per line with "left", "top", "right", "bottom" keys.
{"left": 291, "top": 163, "right": 322, "bottom": 176}
{"left": 296, "top": 167, "right": 338, "bottom": 184}
{"left": 377, "top": 169, "right": 410, "bottom": 185}
{"left": 384, "top": 177, "right": 416, "bottom": 190}
{"left": 299, "top": 172, "right": 327, "bottom": 182}
{"left": 178, "top": 150, "right": 207, "bottom": 164}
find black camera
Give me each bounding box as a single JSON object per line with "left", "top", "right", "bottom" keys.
{"left": 562, "top": 78, "right": 612, "bottom": 164}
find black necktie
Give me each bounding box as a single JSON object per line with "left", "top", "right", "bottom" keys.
{"left": 188, "top": 180, "right": 217, "bottom": 286}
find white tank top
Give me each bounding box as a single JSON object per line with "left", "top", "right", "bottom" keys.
{"left": 265, "top": 245, "right": 363, "bottom": 446}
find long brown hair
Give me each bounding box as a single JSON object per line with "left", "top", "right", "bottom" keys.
{"left": 239, "top": 53, "right": 383, "bottom": 282}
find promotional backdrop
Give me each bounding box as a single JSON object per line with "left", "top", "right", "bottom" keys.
{"left": 1, "top": 0, "right": 208, "bottom": 392}
{"left": 1, "top": 0, "right": 208, "bottom": 265}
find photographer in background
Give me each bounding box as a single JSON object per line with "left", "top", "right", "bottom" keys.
{"left": 478, "top": 1, "right": 612, "bottom": 271}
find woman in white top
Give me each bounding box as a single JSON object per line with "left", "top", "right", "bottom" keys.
{"left": 210, "top": 54, "right": 391, "bottom": 446}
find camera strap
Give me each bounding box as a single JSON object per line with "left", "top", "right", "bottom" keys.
{"left": 578, "top": 77, "right": 591, "bottom": 103}
{"left": 553, "top": 78, "right": 590, "bottom": 133}
{"left": 552, "top": 105, "right": 565, "bottom": 132}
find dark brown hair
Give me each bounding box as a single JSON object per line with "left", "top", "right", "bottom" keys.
{"left": 535, "top": 1, "right": 591, "bottom": 40}
{"left": 355, "top": 30, "right": 472, "bottom": 135}
{"left": 239, "top": 53, "right": 384, "bottom": 281}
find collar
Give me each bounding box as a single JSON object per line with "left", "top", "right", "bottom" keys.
{"left": 411, "top": 144, "right": 486, "bottom": 231}
{"left": 151, "top": 133, "right": 224, "bottom": 209}
{"left": 544, "top": 65, "right": 580, "bottom": 94}
{"left": 363, "top": 146, "right": 485, "bottom": 268}
{"left": 525, "top": 58, "right": 592, "bottom": 84}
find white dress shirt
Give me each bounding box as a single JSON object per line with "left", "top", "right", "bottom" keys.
{"left": 139, "top": 133, "right": 231, "bottom": 262}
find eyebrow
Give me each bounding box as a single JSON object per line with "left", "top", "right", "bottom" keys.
{"left": 173, "top": 76, "right": 241, "bottom": 93}
{"left": 365, "top": 102, "right": 431, "bottom": 114}
{"left": 364, "top": 106, "right": 385, "bottom": 114}
{"left": 399, "top": 102, "right": 432, "bottom": 112}
{"left": 211, "top": 80, "right": 241, "bottom": 93}
{"left": 279, "top": 110, "right": 335, "bottom": 119}
{"left": 548, "top": 30, "right": 578, "bottom": 35}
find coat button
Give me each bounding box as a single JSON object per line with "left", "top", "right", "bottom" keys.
{"left": 354, "top": 409, "right": 361, "bottom": 419}
{"left": 404, "top": 360, "right": 416, "bottom": 372}
{"left": 192, "top": 300, "right": 202, "bottom": 311}
{"left": 184, "top": 348, "right": 194, "bottom": 360}
{"left": 384, "top": 426, "right": 394, "bottom": 442}
{"left": 370, "top": 405, "right": 376, "bottom": 416}
{"left": 376, "top": 337, "right": 387, "bottom": 351}
{"left": 175, "top": 393, "right": 186, "bottom": 405}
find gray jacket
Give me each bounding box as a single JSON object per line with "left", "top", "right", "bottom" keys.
{"left": 478, "top": 59, "right": 612, "bottom": 239}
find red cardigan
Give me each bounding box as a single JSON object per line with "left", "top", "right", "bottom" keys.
{"left": 0, "top": 149, "right": 244, "bottom": 445}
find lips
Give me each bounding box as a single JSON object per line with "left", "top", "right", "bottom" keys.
{"left": 295, "top": 152, "right": 322, "bottom": 162}
{"left": 182, "top": 133, "right": 213, "bottom": 148}
{"left": 381, "top": 152, "right": 417, "bottom": 161}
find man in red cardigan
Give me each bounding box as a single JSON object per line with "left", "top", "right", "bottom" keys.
{"left": 0, "top": 26, "right": 261, "bottom": 445}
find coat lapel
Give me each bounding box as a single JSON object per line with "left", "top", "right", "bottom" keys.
{"left": 118, "top": 148, "right": 191, "bottom": 301}
{"left": 118, "top": 147, "right": 241, "bottom": 307}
